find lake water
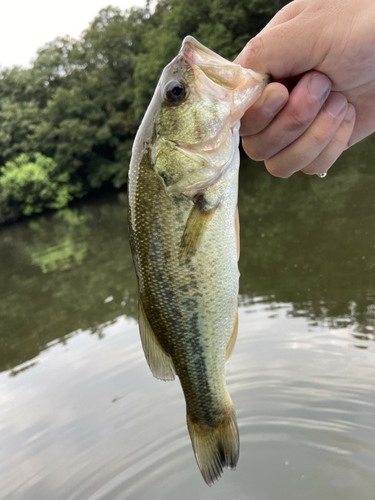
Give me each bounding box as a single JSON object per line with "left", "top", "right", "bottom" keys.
{"left": 1, "top": 140, "right": 375, "bottom": 499}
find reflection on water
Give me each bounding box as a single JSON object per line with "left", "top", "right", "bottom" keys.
{"left": 28, "top": 210, "right": 90, "bottom": 273}
{"left": 0, "top": 192, "right": 137, "bottom": 372}
{"left": 1, "top": 137, "right": 375, "bottom": 499}
{"left": 238, "top": 144, "right": 375, "bottom": 335}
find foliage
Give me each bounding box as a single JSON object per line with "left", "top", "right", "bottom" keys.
{"left": 0, "top": 153, "right": 74, "bottom": 218}
{"left": 0, "top": 0, "right": 290, "bottom": 223}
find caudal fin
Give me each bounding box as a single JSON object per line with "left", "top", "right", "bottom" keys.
{"left": 187, "top": 407, "right": 239, "bottom": 485}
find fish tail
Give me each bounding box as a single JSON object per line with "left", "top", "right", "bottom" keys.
{"left": 187, "top": 406, "right": 239, "bottom": 486}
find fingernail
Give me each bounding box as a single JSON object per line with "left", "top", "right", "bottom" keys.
{"left": 345, "top": 104, "right": 355, "bottom": 121}
{"left": 324, "top": 93, "right": 347, "bottom": 117}
{"left": 263, "top": 91, "right": 287, "bottom": 115}
{"left": 308, "top": 74, "right": 331, "bottom": 100}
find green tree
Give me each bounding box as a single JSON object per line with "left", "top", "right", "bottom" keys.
{"left": 34, "top": 6, "right": 150, "bottom": 191}
{"left": 0, "top": 0, "right": 291, "bottom": 223}
{"left": 133, "top": 0, "right": 291, "bottom": 117}
{"left": 0, "top": 153, "right": 73, "bottom": 217}
{"left": 0, "top": 100, "right": 42, "bottom": 165}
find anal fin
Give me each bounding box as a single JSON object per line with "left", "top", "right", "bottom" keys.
{"left": 138, "top": 296, "right": 175, "bottom": 381}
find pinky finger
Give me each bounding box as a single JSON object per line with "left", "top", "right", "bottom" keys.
{"left": 302, "top": 104, "right": 356, "bottom": 176}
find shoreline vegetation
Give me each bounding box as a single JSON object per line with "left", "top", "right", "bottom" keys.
{"left": 0, "top": 0, "right": 289, "bottom": 224}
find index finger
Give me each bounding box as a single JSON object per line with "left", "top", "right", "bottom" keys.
{"left": 240, "top": 82, "right": 288, "bottom": 136}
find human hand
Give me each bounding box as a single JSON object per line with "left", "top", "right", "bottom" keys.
{"left": 235, "top": 0, "right": 375, "bottom": 177}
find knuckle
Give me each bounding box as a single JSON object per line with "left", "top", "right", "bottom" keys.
{"left": 265, "top": 158, "right": 291, "bottom": 178}
{"left": 308, "top": 126, "right": 330, "bottom": 146}
{"left": 302, "top": 123, "right": 354, "bottom": 176}
{"left": 331, "top": 119, "right": 354, "bottom": 147}
{"left": 286, "top": 108, "right": 313, "bottom": 132}
{"left": 242, "top": 137, "right": 266, "bottom": 161}
{"left": 245, "top": 36, "right": 265, "bottom": 60}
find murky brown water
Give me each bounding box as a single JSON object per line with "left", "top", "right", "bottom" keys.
{"left": 1, "top": 139, "right": 375, "bottom": 499}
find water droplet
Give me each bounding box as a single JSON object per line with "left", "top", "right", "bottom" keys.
{"left": 317, "top": 172, "right": 327, "bottom": 178}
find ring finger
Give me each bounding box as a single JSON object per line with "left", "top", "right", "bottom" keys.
{"left": 302, "top": 104, "right": 356, "bottom": 175}
{"left": 264, "top": 92, "right": 349, "bottom": 177}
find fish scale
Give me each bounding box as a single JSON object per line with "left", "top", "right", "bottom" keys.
{"left": 128, "top": 36, "right": 268, "bottom": 485}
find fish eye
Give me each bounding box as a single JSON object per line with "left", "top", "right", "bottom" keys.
{"left": 164, "top": 80, "right": 188, "bottom": 105}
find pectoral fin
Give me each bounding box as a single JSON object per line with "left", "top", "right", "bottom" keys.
{"left": 179, "top": 200, "right": 217, "bottom": 259}
{"left": 235, "top": 205, "right": 240, "bottom": 261}
{"left": 138, "top": 296, "right": 175, "bottom": 381}
{"left": 225, "top": 307, "right": 238, "bottom": 362}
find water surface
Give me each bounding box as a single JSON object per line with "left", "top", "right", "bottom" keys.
{"left": 1, "top": 139, "right": 375, "bottom": 499}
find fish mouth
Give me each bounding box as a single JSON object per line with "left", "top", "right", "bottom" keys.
{"left": 181, "top": 36, "right": 235, "bottom": 77}
{"left": 151, "top": 37, "right": 269, "bottom": 199}
{"left": 180, "top": 36, "right": 268, "bottom": 122}
{"left": 181, "top": 36, "right": 268, "bottom": 87}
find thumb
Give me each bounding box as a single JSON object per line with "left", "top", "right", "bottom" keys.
{"left": 235, "top": 4, "right": 320, "bottom": 79}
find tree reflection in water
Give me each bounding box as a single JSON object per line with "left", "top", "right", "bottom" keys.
{"left": 1, "top": 136, "right": 375, "bottom": 372}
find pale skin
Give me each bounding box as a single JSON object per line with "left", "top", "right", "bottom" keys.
{"left": 235, "top": 0, "right": 375, "bottom": 177}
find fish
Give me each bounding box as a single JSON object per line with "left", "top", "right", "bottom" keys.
{"left": 128, "top": 36, "right": 267, "bottom": 485}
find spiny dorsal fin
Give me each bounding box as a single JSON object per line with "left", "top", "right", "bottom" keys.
{"left": 138, "top": 296, "right": 175, "bottom": 381}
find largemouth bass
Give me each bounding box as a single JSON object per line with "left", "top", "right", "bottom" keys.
{"left": 128, "top": 36, "right": 267, "bottom": 485}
